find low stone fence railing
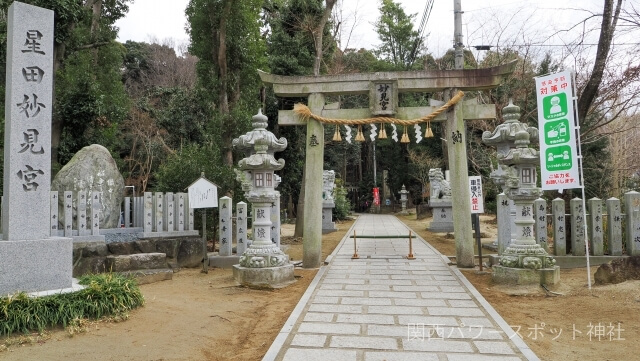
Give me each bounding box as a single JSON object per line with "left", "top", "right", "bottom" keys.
{"left": 497, "top": 191, "right": 640, "bottom": 257}
{"left": 43, "top": 191, "right": 199, "bottom": 242}
{"left": 123, "top": 192, "right": 198, "bottom": 238}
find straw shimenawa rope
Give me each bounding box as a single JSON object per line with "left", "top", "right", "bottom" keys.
{"left": 293, "top": 90, "right": 465, "bottom": 126}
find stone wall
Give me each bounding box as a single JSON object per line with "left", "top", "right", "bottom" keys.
{"left": 73, "top": 237, "right": 203, "bottom": 276}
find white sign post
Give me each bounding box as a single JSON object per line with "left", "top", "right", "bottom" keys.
{"left": 535, "top": 70, "right": 591, "bottom": 289}
{"left": 469, "top": 175, "right": 484, "bottom": 271}
{"left": 187, "top": 174, "right": 218, "bottom": 273}
{"left": 535, "top": 70, "right": 580, "bottom": 191}
{"left": 469, "top": 176, "right": 484, "bottom": 214}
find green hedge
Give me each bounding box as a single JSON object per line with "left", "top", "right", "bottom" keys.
{"left": 0, "top": 273, "right": 144, "bottom": 336}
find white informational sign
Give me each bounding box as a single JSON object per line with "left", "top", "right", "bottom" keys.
{"left": 469, "top": 176, "right": 484, "bottom": 214}
{"left": 187, "top": 177, "right": 218, "bottom": 209}
{"left": 534, "top": 70, "right": 580, "bottom": 190}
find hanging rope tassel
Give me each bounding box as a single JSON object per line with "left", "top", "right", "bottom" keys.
{"left": 355, "top": 125, "right": 365, "bottom": 142}
{"left": 401, "top": 126, "right": 410, "bottom": 143}
{"left": 379, "top": 123, "right": 387, "bottom": 139}
{"left": 425, "top": 121, "right": 434, "bottom": 138}
{"left": 333, "top": 125, "right": 342, "bottom": 141}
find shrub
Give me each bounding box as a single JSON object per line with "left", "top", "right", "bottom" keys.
{"left": 333, "top": 178, "right": 352, "bottom": 220}
{"left": 0, "top": 273, "right": 144, "bottom": 336}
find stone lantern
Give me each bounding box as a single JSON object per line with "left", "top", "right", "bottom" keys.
{"left": 482, "top": 101, "right": 559, "bottom": 285}
{"left": 232, "top": 110, "right": 294, "bottom": 288}
{"left": 399, "top": 184, "right": 409, "bottom": 214}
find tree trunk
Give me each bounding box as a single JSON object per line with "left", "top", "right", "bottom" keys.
{"left": 577, "top": 0, "right": 622, "bottom": 123}
{"left": 218, "top": 0, "right": 233, "bottom": 168}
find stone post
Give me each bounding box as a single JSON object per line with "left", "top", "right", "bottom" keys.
{"left": 496, "top": 193, "right": 511, "bottom": 255}
{"left": 303, "top": 93, "right": 325, "bottom": 268}
{"left": 165, "top": 192, "right": 174, "bottom": 232}
{"left": 606, "top": 198, "right": 622, "bottom": 256}
{"left": 176, "top": 192, "right": 186, "bottom": 231}
{"left": 0, "top": 4, "right": 71, "bottom": 295}
{"left": 552, "top": 198, "right": 566, "bottom": 256}
{"left": 588, "top": 198, "right": 604, "bottom": 256}
{"left": 446, "top": 89, "right": 474, "bottom": 267}
{"left": 154, "top": 192, "right": 164, "bottom": 232}
{"left": 219, "top": 196, "right": 233, "bottom": 256}
{"left": 64, "top": 191, "right": 73, "bottom": 237}
{"left": 78, "top": 191, "right": 87, "bottom": 235}
{"left": 50, "top": 192, "right": 59, "bottom": 237}
{"left": 570, "top": 198, "right": 586, "bottom": 256}
{"left": 124, "top": 196, "right": 131, "bottom": 229}
{"left": 236, "top": 202, "right": 248, "bottom": 255}
{"left": 624, "top": 191, "right": 640, "bottom": 256}
{"left": 91, "top": 191, "right": 100, "bottom": 236}
{"left": 534, "top": 198, "right": 548, "bottom": 251}
{"left": 143, "top": 192, "right": 153, "bottom": 233}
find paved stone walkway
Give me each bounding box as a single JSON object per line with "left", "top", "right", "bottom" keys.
{"left": 263, "top": 214, "right": 538, "bottom": 361}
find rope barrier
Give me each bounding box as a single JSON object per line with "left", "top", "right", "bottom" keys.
{"left": 293, "top": 90, "right": 465, "bottom": 126}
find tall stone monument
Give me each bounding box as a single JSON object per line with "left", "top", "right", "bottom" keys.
{"left": 322, "top": 170, "right": 337, "bottom": 233}
{"left": 482, "top": 101, "right": 559, "bottom": 285}
{"left": 232, "top": 110, "right": 294, "bottom": 288}
{"left": 427, "top": 168, "right": 454, "bottom": 232}
{"left": 0, "top": 2, "right": 73, "bottom": 295}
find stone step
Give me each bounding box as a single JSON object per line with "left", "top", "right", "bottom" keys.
{"left": 105, "top": 252, "right": 167, "bottom": 272}
{"left": 121, "top": 268, "right": 173, "bottom": 285}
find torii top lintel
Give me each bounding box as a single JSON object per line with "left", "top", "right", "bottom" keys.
{"left": 258, "top": 60, "right": 516, "bottom": 97}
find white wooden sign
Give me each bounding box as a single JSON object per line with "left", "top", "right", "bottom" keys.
{"left": 187, "top": 177, "right": 218, "bottom": 209}
{"left": 469, "top": 176, "right": 484, "bottom": 214}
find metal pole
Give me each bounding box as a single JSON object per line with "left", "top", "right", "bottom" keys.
{"left": 202, "top": 209, "right": 208, "bottom": 273}
{"left": 351, "top": 230, "right": 359, "bottom": 259}
{"left": 407, "top": 231, "right": 415, "bottom": 260}
{"left": 454, "top": 0, "right": 464, "bottom": 70}
{"left": 474, "top": 214, "right": 483, "bottom": 271}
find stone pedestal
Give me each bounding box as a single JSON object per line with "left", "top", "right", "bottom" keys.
{"left": 428, "top": 200, "right": 454, "bottom": 232}
{"left": 322, "top": 201, "right": 337, "bottom": 234}
{"left": 492, "top": 265, "right": 560, "bottom": 285}
{"left": 0, "top": 237, "right": 73, "bottom": 295}
{"left": 233, "top": 263, "right": 295, "bottom": 289}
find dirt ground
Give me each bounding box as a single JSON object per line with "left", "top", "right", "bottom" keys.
{"left": 2, "top": 214, "right": 639, "bottom": 361}
{"left": 399, "top": 213, "right": 640, "bottom": 361}
{"left": 0, "top": 219, "right": 354, "bottom": 361}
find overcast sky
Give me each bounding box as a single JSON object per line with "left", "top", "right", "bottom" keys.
{"left": 116, "top": 0, "right": 606, "bottom": 58}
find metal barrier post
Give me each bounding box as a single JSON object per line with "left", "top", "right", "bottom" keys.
{"left": 407, "top": 231, "right": 415, "bottom": 260}
{"left": 351, "top": 230, "right": 359, "bottom": 259}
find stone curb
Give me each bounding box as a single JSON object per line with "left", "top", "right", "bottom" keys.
{"left": 261, "top": 217, "right": 360, "bottom": 361}
{"left": 452, "top": 267, "right": 540, "bottom": 361}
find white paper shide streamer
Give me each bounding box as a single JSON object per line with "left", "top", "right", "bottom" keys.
{"left": 369, "top": 124, "right": 377, "bottom": 141}
{"left": 344, "top": 125, "right": 352, "bottom": 143}
{"left": 414, "top": 124, "right": 423, "bottom": 143}
{"left": 391, "top": 124, "right": 398, "bottom": 142}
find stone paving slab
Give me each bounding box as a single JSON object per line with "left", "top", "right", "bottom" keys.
{"left": 263, "top": 214, "right": 539, "bottom": 361}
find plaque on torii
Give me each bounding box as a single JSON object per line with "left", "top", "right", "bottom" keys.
{"left": 258, "top": 61, "right": 516, "bottom": 268}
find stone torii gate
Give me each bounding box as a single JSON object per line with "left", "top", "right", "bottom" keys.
{"left": 259, "top": 61, "right": 516, "bottom": 268}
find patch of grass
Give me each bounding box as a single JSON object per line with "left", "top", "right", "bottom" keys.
{"left": 0, "top": 273, "right": 144, "bottom": 336}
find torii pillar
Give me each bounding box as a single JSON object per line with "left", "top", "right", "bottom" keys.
{"left": 259, "top": 61, "right": 516, "bottom": 268}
